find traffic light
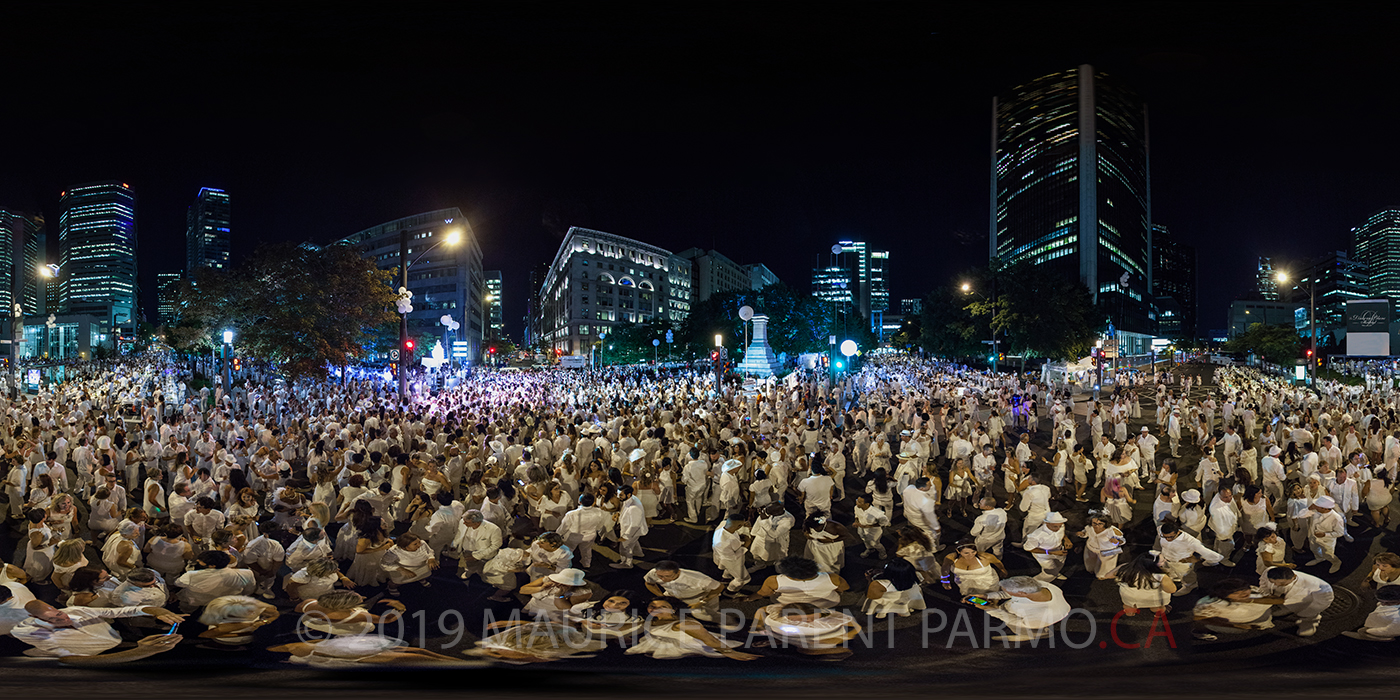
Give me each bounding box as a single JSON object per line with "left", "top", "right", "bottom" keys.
{"left": 404, "top": 339, "right": 416, "bottom": 352}
{"left": 488, "top": 347, "right": 496, "bottom": 355}
{"left": 232, "top": 357, "right": 241, "bottom": 371}
{"left": 710, "top": 350, "right": 719, "bottom": 361}
{"left": 1306, "top": 349, "right": 1313, "bottom": 358}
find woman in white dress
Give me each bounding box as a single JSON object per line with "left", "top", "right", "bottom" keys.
{"left": 1237, "top": 485, "right": 1272, "bottom": 547}
{"left": 22, "top": 508, "right": 57, "bottom": 584}
{"left": 536, "top": 482, "right": 571, "bottom": 532}
{"left": 1362, "top": 468, "right": 1394, "bottom": 529}
{"left": 940, "top": 539, "right": 1005, "bottom": 597}
{"left": 47, "top": 495, "right": 76, "bottom": 542}
{"left": 1078, "top": 512, "right": 1126, "bottom": 580}
{"left": 145, "top": 524, "right": 194, "bottom": 579}
{"left": 803, "top": 515, "right": 852, "bottom": 574}
{"left": 102, "top": 521, "right": 144, "bottom": 578}
{"left": 1116, "top": 552, "right": 1176, "bottom": 616}
{"left": 381, "top": 533, "right": 436, "bottom": 595}
{"left": 863, "top": 559, "right": 927, "bottom": 619}
{"left": 626, "top": 598, "right": 754, "bottom": 660}
{"left": 50, "top": 539, "right": 89, "bottom": 591}
{"left": 895, "top": 527, "right": 941, "bottom": 585}
{"left": 1254, "top": 523, "right": 1292, "bottom": 575}
{"left": 88, "top": 487, "right": 122, "bottom": 542}
{"left": 343, "top": 514, "right": 387, "bottom": 588}
{"left": 226, "top": 488, "right": 262, "bottom": 541}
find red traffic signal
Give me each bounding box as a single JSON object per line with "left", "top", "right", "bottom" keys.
{"left": 1305, "top": 349, "right": 1313, "bottom": 357}
{"left": 488, "top": 347, "right": 496, "bottom": 354}
{"left": 404, "top": 339, "right": 416, "bottom": 351}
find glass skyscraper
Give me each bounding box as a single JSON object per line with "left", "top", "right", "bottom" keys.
{"left": 186, "top": 187, "right": 231, "bottom": 273}
{"left": 1151, "top": 224, "right": 1196, "bottom": 339}
{"left": 1353, "top": 209, "right": 1400, "bottom": 305}
{"left": 991, "top": 65, "right": 1153, "bottom": 352}
{"left": 157, "top": 271, "right": 183, "bottom": 326}
{"left": 485, "top": 270, "right": 503, "bottom": 340}
{"left": 59, "top": 181, "right": 138, "bottom": 340}
{"left": 0, "top": 209, "right": 45, "bottom": 316}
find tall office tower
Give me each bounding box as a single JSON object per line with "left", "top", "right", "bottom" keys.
{"left": 1290, "top": 251, "right": 1369, "bottom": 335}
{"left": 901, "top": 298, "right": 924, "bottom": 316}
{"left": 991, "top": 65, "right": 1154, "bottom": 354}
{"left": 811, "top": 265, "right": 854, "bottom": 305}
{"left": 1353, "top": 209, "right": 1400, "bottom": 304}
{"left": 157, "top": 272, "right": 183, "bottom": 325}
{"left": 484, "top": 270, "right": 504, "bottom": 340}
{"left": 868, "top": 249, "right": 890, "bottom": 315}
{"left": 525, "top": 261, "right": 549, "bottom": 347}
{"left": 59, "top": 181, "right": 138, "bottom": 340}
{"left": 1256, "top": 256, "right": 1279, "bottom": 301}
{"left": 186, "top": 188, "right": 231, "bottom": 273}
{"left": 0, "top": 209, "right": 45, "bottom": 316}
{"left": 1151, "top": 224, "right": 1196, "bottom": 338}
{"left": 675, "top": 247, "right": 749, "bottom": 302}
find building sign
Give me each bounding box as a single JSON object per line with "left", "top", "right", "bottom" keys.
{"left": 1346, "top": 299, "right": 1390, "bottom": 356}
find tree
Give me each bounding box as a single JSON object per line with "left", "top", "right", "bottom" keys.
{"left": 919, "top": 286, "right": 984, "bottom": 359}
{"left": 966, "top": 262, "right": 1102, "bottom": 360}
{"left": 174, "top": 243, "right": 397, "bottom": 380}
{"left": 1223, "top": 323, "right": 1303, "bottom": 364}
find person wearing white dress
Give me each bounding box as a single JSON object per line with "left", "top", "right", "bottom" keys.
{"left": 625, "top": 599, "right": 754, "bottom": 660}
{"left": 863, "top": 559, "right": 926, "bottom": 619}
{"left": 1115, "top": 553, "right": 1176, "bottom": 615}
{"left": 940, "top": 539, "right": 1005, "bottom": 598}
{"left": 749, "top": 503, "right": 795, "bottom": 568}
{"left": 1078, "top": 512, "right": 1126, "bottom": 579}
{"left": 803, "top": 515, "right": 852, "bottom": 575}
{"left": 1022, "top": 511, "right": 1069, "bottom": 582}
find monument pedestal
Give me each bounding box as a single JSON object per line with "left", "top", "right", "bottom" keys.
{"left": 738, "top": 314, "right": 783, "bottom": 377}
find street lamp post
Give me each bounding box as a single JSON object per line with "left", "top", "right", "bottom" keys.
{"left": 222, "top": 329, "right": 234, "bottom": 396}
{"left": 397, "top": 228, "right": 462, "bottom": 404}
{"left": 1277, "top": 271, "right": 1316, "bottom": 385}
{"left": 962, "top": 282, "right": 998, "bottom": 373}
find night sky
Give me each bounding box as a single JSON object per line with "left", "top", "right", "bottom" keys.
{"left": 1, "top": 3, "right": 1396, "bottom": 339}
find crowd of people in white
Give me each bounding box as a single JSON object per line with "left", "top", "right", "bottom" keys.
{"left": 0, "top": 352, "right": 1396, "bottom": 667}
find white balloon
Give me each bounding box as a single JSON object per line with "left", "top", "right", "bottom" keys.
{"left": 738, "top": 305, "right": 754, "bottom": 321}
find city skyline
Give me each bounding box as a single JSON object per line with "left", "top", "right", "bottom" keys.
{"left": 0, "top": 5, "right": 1396, "bottom": 340}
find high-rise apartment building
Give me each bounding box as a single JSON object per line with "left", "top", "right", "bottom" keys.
{"left": 186, "top": 188, "right": 231, "bottom": 273}
{"left": 337, "top": 208, "right": 485, "bottom": 362}
{"left": 1353, "top": 209, "right": 1400, "bottom": 304}
{"left": 157, "top": 272, "right": 183, "bottom": 326}
{"left": 991, "top": 65, "right": 1153, "bottom": 354}
{"left": 59, "top": 181, "right": 138, "bottom": 341}
{"left": 524, "top": 262, "right": 549, "bottom": 347}
{"left": 1151, "top": 224, "right": 1196, "bottom": 338}
{"left": 535, "top": 227, "right": 692, "bottom": 356}
{"left": 484, "top": 270, "right": 503, "bottom": 340}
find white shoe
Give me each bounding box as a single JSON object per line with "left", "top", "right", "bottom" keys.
{"left": 1221, "top": 560, "right": 1236, "bottom": 567}
{"left": 609, "top": 562, "right": 634, "bottom": 569}
{"left": 1305, "top": 559, "right": 1324, "bottom": 566}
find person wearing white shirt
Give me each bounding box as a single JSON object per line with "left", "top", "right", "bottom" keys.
{"left": 1343, "top": 584, "right": 1400, "bottom": 641}
{"left": 643, "top": 561, "right": 725, "bottom": 622}
{"left": 111, "top": 569, "right": 170, "bottom": 608}
{"left": 1304, "top": 496, "right": 1345, "bottom": 573}
{"left": 971, "top": 497, "right": 1008, "bottom": 557}
{"left": 853, "top": 496, "right": 890, "bottom": 558}
{"left": 1136, "top": 427, "right": 1159, "bottom": 480}
{"left": 611, "top": 488, "right": 649, "bottom": 569}
{"left": 902, "top": 478, "right": 941, "bottom": 547}
{"left": 285, "top": 528, "right": 333, "bottom": 572}
{"left": 749, "top": 503, "right": 796, "bottom": 567}
{"left": 0, "top": 581, "right": 37, "bottom": 635}
{"left": 1260, "top": 446, "right": 1286, "bottom": 504}
{"left": 1018, "top": 474, "right": 1051, "bottom": 538}
{"left": 1207, "top": 490, "right": 1241, "bottom": 567}
{"left": 453, "top": 510, "right": 503, "bottom": 581}
{"left": 1256, "top": 567, "right": 1334, "bottom": 637}
{"left": 971, "top": 576, "right": 1071, "bottom": 642}
{"left": 174, "top": 550, "right": 257, "bottom": 612}
{"left": 558, "top": 493, "right": 612, "bottom": 568}
{"left": 711, "top": 516, "right": 749, "bottom": 592}
{"left": 1159, "top": 519, "right": 1223, "bottom": 595}
{"left": 1022, "top": 512, "right": 1069, "bottom": 581}
{"left": 183, "top": 498, "right": 227, "bottom": 547}
{"left": 242, "top": 532, "right": 286, "bottom": 599}
{"left": 797, "top": 465, "right": 835, "bottom": 517}
{"left": 10, "top": 599, "right": 184, "bottom": 664}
